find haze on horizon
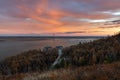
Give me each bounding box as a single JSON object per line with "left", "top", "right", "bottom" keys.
{"left": 0, "top": 0, "right": 120, "bottom": 36}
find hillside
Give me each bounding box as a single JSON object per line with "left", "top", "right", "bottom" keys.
{"left": 23, "top": 61, "right": 120, "bottom": 80}
{"left": 0, "top": 49, "right": 58, "bottom": 75}
{"left": 0, "top": 62, "right": 120, "bottom": 80}
{"left": 53, "top": 33, "right": 120, "bottom": 68}
{"left": 0, "top": 33, "right": 120, "bottom": 80}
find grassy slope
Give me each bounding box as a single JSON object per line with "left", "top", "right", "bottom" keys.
{"left": 23, "top": 61, "right": 120, "bottom": 80}
{"left": 0, "top": 61, "right": 120, "bottom": 80}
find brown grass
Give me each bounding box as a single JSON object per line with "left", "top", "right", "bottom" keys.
{"left": 22, "top": 61, "right": 120, "bottom": 80}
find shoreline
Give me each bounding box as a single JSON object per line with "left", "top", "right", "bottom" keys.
{"left": 0, "top": 36, "right": 103, "bottom": 42}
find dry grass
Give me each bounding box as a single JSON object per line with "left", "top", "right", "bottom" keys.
{"left": 23, "top": 61, "right": 120, "bottom": 80}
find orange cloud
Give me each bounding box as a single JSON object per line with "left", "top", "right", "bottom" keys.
{"left": 0, "top": 0, "right": 120, "bottom": 36}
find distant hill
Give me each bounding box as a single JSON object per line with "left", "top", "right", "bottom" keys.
{"left": 0, "top": 36, "right": 103, "bottom": 41}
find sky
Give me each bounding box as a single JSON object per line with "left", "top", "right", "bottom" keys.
{"left": 0, "top": 0, "right": 120, "bottom": 36}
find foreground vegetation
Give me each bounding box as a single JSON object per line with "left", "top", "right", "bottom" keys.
{"left": 0, "top": 33, "right": 120, "bottom": 80}
{"left": 0, "top": 49, "right": 58, "bottom": 75}
{"left": 23, "top": 61, "right": 120, "bottom": 80}
{"left": 0, "top": 62, "right": 120, "bottom": 80}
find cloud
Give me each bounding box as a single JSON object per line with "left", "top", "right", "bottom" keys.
{"left": 99, "top": 26, "right": 120, "bottom": 29}
{"left": 55, "top": 30, "right": 105, "bottom": 34}
{"left": 3, "top": 0, "right": 113, "bottom": 24}
{"left": 64, "top": 31, "right": 86, "bottom": 34}
{"left": 111, "top": 20, "right": 120, "bottom": 24}
{"left": 0, "top": 0, "right": 120, "bottom": 36}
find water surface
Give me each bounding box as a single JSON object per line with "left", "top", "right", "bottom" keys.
{"left": 0, "top": 38, "right": 97, "bottom": 60}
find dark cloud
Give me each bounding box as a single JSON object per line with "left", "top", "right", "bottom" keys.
{"left": 99, "top": 26, "right": 120, "bottom": 29}
{"left": 111, "top": 20, "right": 120, "bottom": 24}
{"left": 102, "top": 19, "right": 120, "bottom": 26}
{"left": 64, "top": 31, "right": 86, "bottom": 34}
{"left": 61, "top": 31, "right": 105, "bottom": 34}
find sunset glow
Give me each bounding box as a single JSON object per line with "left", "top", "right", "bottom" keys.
{"left": 0, "top": 0, "right": 120, "bottom": 36}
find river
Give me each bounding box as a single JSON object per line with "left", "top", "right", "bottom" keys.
{"left": 0, "top": 38, "right": 97, "bottom": 60}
